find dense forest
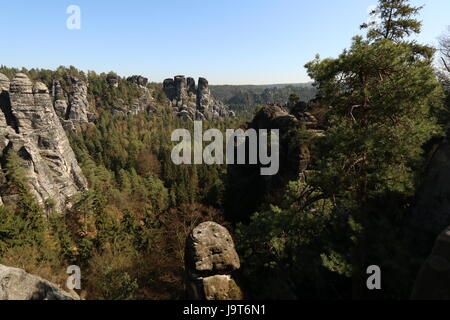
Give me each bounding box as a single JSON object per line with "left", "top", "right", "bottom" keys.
{"left": 0, "top": 0, "right": 449, "bottom": 300}
{"left": 210, "top": 83, "right": 317, "bottom": 119}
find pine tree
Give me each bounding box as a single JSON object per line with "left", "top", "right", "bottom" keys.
{"left": 306, "top": 0, "right": 444, "bottom": 298}
{"left": 361, "top": 0, "right": 423, "bottom": 41}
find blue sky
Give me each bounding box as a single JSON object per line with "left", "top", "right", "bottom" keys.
{"left": 1, "top": 0, "right": 448, "bottom": 84}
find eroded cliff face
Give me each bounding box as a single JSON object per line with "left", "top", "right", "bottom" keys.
{"left": 51, "top": 76, "right": 95, "bottom": 131}
{"left": 163, "top": 75, "right": 235, "bottom": 121}
{"left": 0, "top": 73, "right": 88, "bottom": 211}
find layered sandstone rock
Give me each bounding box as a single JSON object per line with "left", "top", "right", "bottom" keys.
{"left": 0, "top": 264, "right": 79, "bottom": 300}
{"left": 0, "top": 73, "right": 88, "bottom": 211}
{"left": 185, "top": 222, "right": 242, "bottom": 300}
{"left": 66, "top": 76, "right": 92, "bottom": 124}
{"left": 163, "top": 76, "right": 235, "bottom": 121}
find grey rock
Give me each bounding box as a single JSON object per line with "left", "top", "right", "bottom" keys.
{"left": 186, "top": 221, "right": 240, "bottom": 274}
{"left": 164, "top": 75, "right": 234, "bottom": 121}
{"left": 66, "top": 76, "right": 91, "bottom": 124}
{"left": 187, "top": 77, "right": 196, "bottom": 96}
{"left": 1, "top": 73, "right": 88, "bottom": 211}
{"left": 0, "top": 73, "right": 10, "bottom": 92}
{"left": 163, "top": 78, "right": 176, "bottom": 101}
{"left": 0, "top": 264, "right": 79, "bottom": 300}
{"left": 185, "top": 222, "right": 242, "bottom": 300}
{"left": 127, "top": 75, "right": 148, "bottom": 87}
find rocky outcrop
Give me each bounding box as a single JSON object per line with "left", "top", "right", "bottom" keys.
{"left": 108, "top": 75, "right": 155, "bottom": 116}
{"left": 106, "top": 73, "right": 119, "bottom": 88}
{"left": 0, "top": 264, "right": 79, "bottom": 300}
{"left": 127, "top": 75, "right": 148, "bottom": 87}
{"left": 0, "top": 73, "right": 88, "bottom": 211}
{"left": 163, "top": 76, "right": 235, "bottom": 121}
{"left": 185, "top": 222, "right": 242, "bottom": 300}
{"left": 412, "top": 226, "right": 450, "bottom": 300}
{"left": 225, "top": 105, "right": 311, "bottom": 223}
{"left": 0, "top": 73, "right": 10, "bottom": 92}
{"left": 66, "top": 76, "right": 93, "bottom": 125}
{"left": 50, "top": 77, "right": 95, "bottom": 131}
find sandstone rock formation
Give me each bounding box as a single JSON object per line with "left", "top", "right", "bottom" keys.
{"left": 127, "top": 75, "right": 148, "bottom": 87}
{"left": 0, "top": 73, "right": 88, "bottom": 211}
{"left": 108, "top": 75, "right": 155, "bottom": 116}
{"left": 50, "top": 76, "right": 95, "bottom": 130}
{"left": 185, "top": 222, "right": 242, "bottom": 300}
{"left": 412, "top": 226, "right": 450, "bottom": 300}
{"left": 163, "top": 76, "right": 235, "bottom": 121}
{"left": 0, "top": 264, "right": 79, "bottom": 300}
{"left": 66, "top": 76, "right": 94, "bottom": 125}
{"left": 225, "top": 105, "right": 312, "bottom": 223}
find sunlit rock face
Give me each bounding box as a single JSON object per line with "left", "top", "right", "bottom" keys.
{"left": 0, "top": 73, "right": 88, "bottom": 212}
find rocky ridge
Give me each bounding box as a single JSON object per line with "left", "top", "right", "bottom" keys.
{"left": 163, "top": 76, "right": 235, "bottom": 121}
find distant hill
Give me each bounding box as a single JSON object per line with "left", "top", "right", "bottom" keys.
{"left": 210, "top": 83, "right": 317, "bottom": 119}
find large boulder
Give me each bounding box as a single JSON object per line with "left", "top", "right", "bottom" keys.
{"left": 0, "top": 264, "right": 79, "bottom": 300}
{"left": 185, "top": 222, "right": 242, "bottom": 300}
{"left": 412, "top": 226, "right": 450, "bottom": 300}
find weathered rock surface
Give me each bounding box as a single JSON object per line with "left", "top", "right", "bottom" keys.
{"left": 412, "top": 226, "right": 450, "bottom": 300}
{"left": 0, "top": 73, "right": 88, "bottom": 211}
{"left": 0, "top": 264, "right": 79, "bottom": 300}
{"left": 163, "top": 76, "right": 235, "bottom": 121}
{"left": 185, "top": 222, "right": 242, "bottom": 300}
{"left": 66, "top": 76, "right": 92, "bottom": 124}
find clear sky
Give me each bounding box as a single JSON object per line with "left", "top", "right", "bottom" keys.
{"left": 1, "top": 0, "right": 448, "bottom": 85}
